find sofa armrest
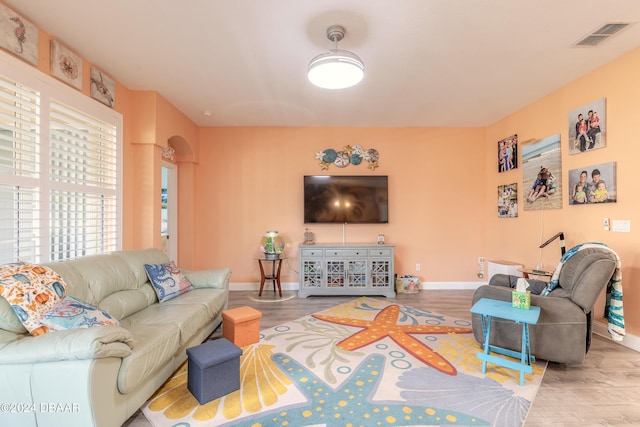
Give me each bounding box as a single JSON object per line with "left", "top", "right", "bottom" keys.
{"left": 184, "top": 268, "right": 231, "bottom": 289}
{"left": 0, "top": 326, "right": 133, "bottom": 364}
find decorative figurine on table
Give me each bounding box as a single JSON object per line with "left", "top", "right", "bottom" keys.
{"left": 303, "top": 228, "right": 315, "bottom": 245}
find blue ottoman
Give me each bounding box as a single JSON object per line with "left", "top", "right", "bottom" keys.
{"left": 186, "top": 338, "right": 243, "bottom": 404}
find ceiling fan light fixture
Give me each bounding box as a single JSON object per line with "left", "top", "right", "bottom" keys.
{"left": 307, "top": 25, "right": 364, "bottom": 89}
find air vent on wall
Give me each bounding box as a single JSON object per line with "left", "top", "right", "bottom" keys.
{"left": 573, "top": 22, "right": 632, "bottom": 47}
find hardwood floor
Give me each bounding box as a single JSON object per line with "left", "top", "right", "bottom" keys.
{"left": 124, "top": 290, "right": 640, "bottom": 426}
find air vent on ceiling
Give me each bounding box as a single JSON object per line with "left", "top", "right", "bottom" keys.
{"left": 573, "top": 22, "right": 632, "bottom": 47}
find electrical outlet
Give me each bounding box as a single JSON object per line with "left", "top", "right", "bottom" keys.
{"left": 415, "top": 263, "right": 421, "bottom": 271}
{"left": 603, "top": 218, "right": 610, "bottom": 231}
{"left": 478, "top": 256, "right": 486, "bottom": 264}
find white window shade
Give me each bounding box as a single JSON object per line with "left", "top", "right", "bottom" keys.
{"left": 49, "top": 101, "right": 118, "bottom": 261}
{"left": 0, "top": 53, "right": 122, "bottom": 264}
{"left": 0, "top": 184, "right": 39, "bottom": 263}
{"left": 0, "top": 75, "right": 41, "bottom": 263}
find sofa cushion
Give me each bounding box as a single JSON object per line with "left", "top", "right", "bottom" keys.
{"left": 120, "top": 301, "right": 210, "bottom": 347}
{"left": 0, "top": 296, "right": 27, "bottom": 334}
{"left": 98, "top": 284, "right": 157, "bottom": 320}
{"left": 161, "top": 288, "right": 228, "bottom": 319}
{"left": 42, "top": 261, "right": 93, "bottom": 303}
{"left": 113, "top": 249, "right": 170, "bottom": 287}
{"left": 144, "top": 262, "right": 193, "bottom": 302}
{"left": 40, "top": 295, "right": 120, "bottom": 331}
{"left": 116, "top": 323, "right": 181, "bottom": 394}
{"left": 118, "top": 323, "right": 180, "bottom": 394}
{"left": 61, "top": 255, "right": 138, "bottom": 303}
{"left": 0, "top": 263, "right": 66, "bottom": 336}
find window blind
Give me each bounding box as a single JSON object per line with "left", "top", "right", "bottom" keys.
{"left": 0, "top": 75, "right": 40, "bottom": 263}
{"left": 49, "top": 101, "right": 118, "bottom": 261}
{"left": 0, "top": 54, "right": 121, "bottom": 264}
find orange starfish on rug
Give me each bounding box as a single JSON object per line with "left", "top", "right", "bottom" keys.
{"left": 312, "top": 304, "right": 472, "bottom": 375}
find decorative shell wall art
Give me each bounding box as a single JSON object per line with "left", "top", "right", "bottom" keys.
{"left": 90, "top": 66, "right": 116, "bottom": 107}
{"left": 50, "top": 39, "right": 82, "bottom": 90}
{"left": 0, "top": 3, "right": 38, "bottom": 65}
{"left": 315, "top": 145, "right": 379, "bottom": 170}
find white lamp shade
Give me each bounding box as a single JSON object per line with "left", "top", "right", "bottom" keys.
{"left": 307, "top": 49, "right": 365, "bottom": 89}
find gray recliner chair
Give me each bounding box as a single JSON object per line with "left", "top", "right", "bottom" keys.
{"left": 471, "top": 246, "right": 617, "bottom": 364}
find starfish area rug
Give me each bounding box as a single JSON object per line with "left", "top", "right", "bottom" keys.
{"left": 142, "top": 297, "right": 546, "bottom": 427}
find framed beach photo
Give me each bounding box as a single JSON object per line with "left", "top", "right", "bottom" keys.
{"left": 497, "top": 134, "right": 518, "bottom": 173}
{"left": 498, "top": 183, "right": 518, "bottom": 218}
{"left": 568, "top": 98, "right": 606, "bottom": 155}
{"left": 568, "top": 162, "right": 616, "bottom": 205}
{"left": 523, "top": 134, "right": 562, "bottom": 211}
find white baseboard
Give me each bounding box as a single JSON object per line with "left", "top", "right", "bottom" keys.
{"left": 592, "top": 320, "right": 640, "bottom": 353}
{"left": 229, "top": 281, "right": 488, "bottom": 292}
{"left": 230, "top": 282, "right": 299, "bottom": 291}
{"left": 418, "top": 281, "right": 487, "bottom": 290}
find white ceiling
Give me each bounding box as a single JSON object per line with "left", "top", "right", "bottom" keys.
{"left": 6, "top": 0, "right": 640, "bottom": 127}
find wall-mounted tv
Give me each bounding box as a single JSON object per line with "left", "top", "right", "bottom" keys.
{"left": 304, "top": 175, "right": 389, "bottom": 224}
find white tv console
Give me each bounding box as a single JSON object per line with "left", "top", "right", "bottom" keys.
{"left": 298, "top": 244, "right": 395, "bottom": 298}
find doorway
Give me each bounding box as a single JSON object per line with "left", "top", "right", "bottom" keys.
{"left": 161, "top": 162, "right": 178, "bottom": 263}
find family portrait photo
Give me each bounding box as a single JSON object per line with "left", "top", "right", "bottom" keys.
{"left": 568, "top": 162, "right": 617, "bottom": 205}
{"left": 523, "top": 134, "right": 562, "bottom": 211}
{"left": 498, "top": 183, "right": 518, "bottom": 218}
{"left": 497, "top": 134, "right": 518, "bottom": 172}
{"left": 568, "top": 98, "right": 606, "bottom": 155}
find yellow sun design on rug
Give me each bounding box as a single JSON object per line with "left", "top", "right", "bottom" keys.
{"left": 313, "top": 304, "right": 472, "bottom": 375}
{"left": 147, "top": 343, "right": 291, "bottom": 421}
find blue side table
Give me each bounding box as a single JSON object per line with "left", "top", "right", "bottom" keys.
{"left": 470, "top": 298, "right": 541, "bottom": 386}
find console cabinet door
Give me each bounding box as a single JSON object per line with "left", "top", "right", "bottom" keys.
{"left": 298, "top": 245, "right": 395, "bottom": 298}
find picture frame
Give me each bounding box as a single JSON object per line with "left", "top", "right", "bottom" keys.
{"left": 498, "top": 183, "right": 518, "bottom": 218}
{"left": 523, "top": 134, "right": 562, "bottom": 211}
{"left": 568, "top": 162, "right": 616, "bottom": 205}
{"left": 0, "top": 3, "right": 38, "bottom": 65}
{"left": 568, "top": 98, "right": 606, "bottom": 154}
{"left": 497, "top": 134, "right": 518, "bottom": 172}
{"left": 50, "top": 39, "right": 83, "bottom": 90}
{"left": 90, "top": 66, "right": 116, "bottom": 107}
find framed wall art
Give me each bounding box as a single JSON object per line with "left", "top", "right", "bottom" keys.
{"left": 50, "top": 39, "right": 83, "bottom": 90}
{"left": 0, "top": 3, "right": 38, "bottom": 65}
{"left": 568, "top": 161, "right": 616, "bottom": 205}
{"left": 90, "top": 66, "right": 115, "bottom": 107}
{"left": 523, "top": 134, "right": 562, "bottom": 211}
{"left": 498, "top": 183, "right": 518, "bottom": 218}
{"left": 568, "top": 98, "right": 606, "bottom": 155}
{"left": 497, "top": 134, "right": 518, "bottom": 173}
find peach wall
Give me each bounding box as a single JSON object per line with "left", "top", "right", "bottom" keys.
{"left": 486, "top": 48, "right": 640, "bottom": 336}
{"left": 7, "top": 4, "right": 201, "bottom": 254}
{"left": 5, "top": 1, "right": 638, "bottom": 338}
{"left": 195, "top": 127, "right": 487, "bottom": 284}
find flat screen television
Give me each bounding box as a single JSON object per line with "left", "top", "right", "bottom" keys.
{"left": 304, "top": 175, "right": 389, "bottom": 224}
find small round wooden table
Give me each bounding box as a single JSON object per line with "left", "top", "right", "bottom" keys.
{"left": 257, "top": 256, "right": 285, "bottom": 297}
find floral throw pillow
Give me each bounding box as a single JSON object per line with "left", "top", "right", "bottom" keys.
{"left": 41, "top": 295, "right": 120, "bottom": 331}
{"left": 144, "top": 261, "right": 193, "bottom": 302}
{"left": 0, "top": 262, "right": 66, "bottom": 336}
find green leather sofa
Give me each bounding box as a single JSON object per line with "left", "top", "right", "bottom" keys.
{"left": 0, "top": 248, "right": 230, "bottom": 427}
